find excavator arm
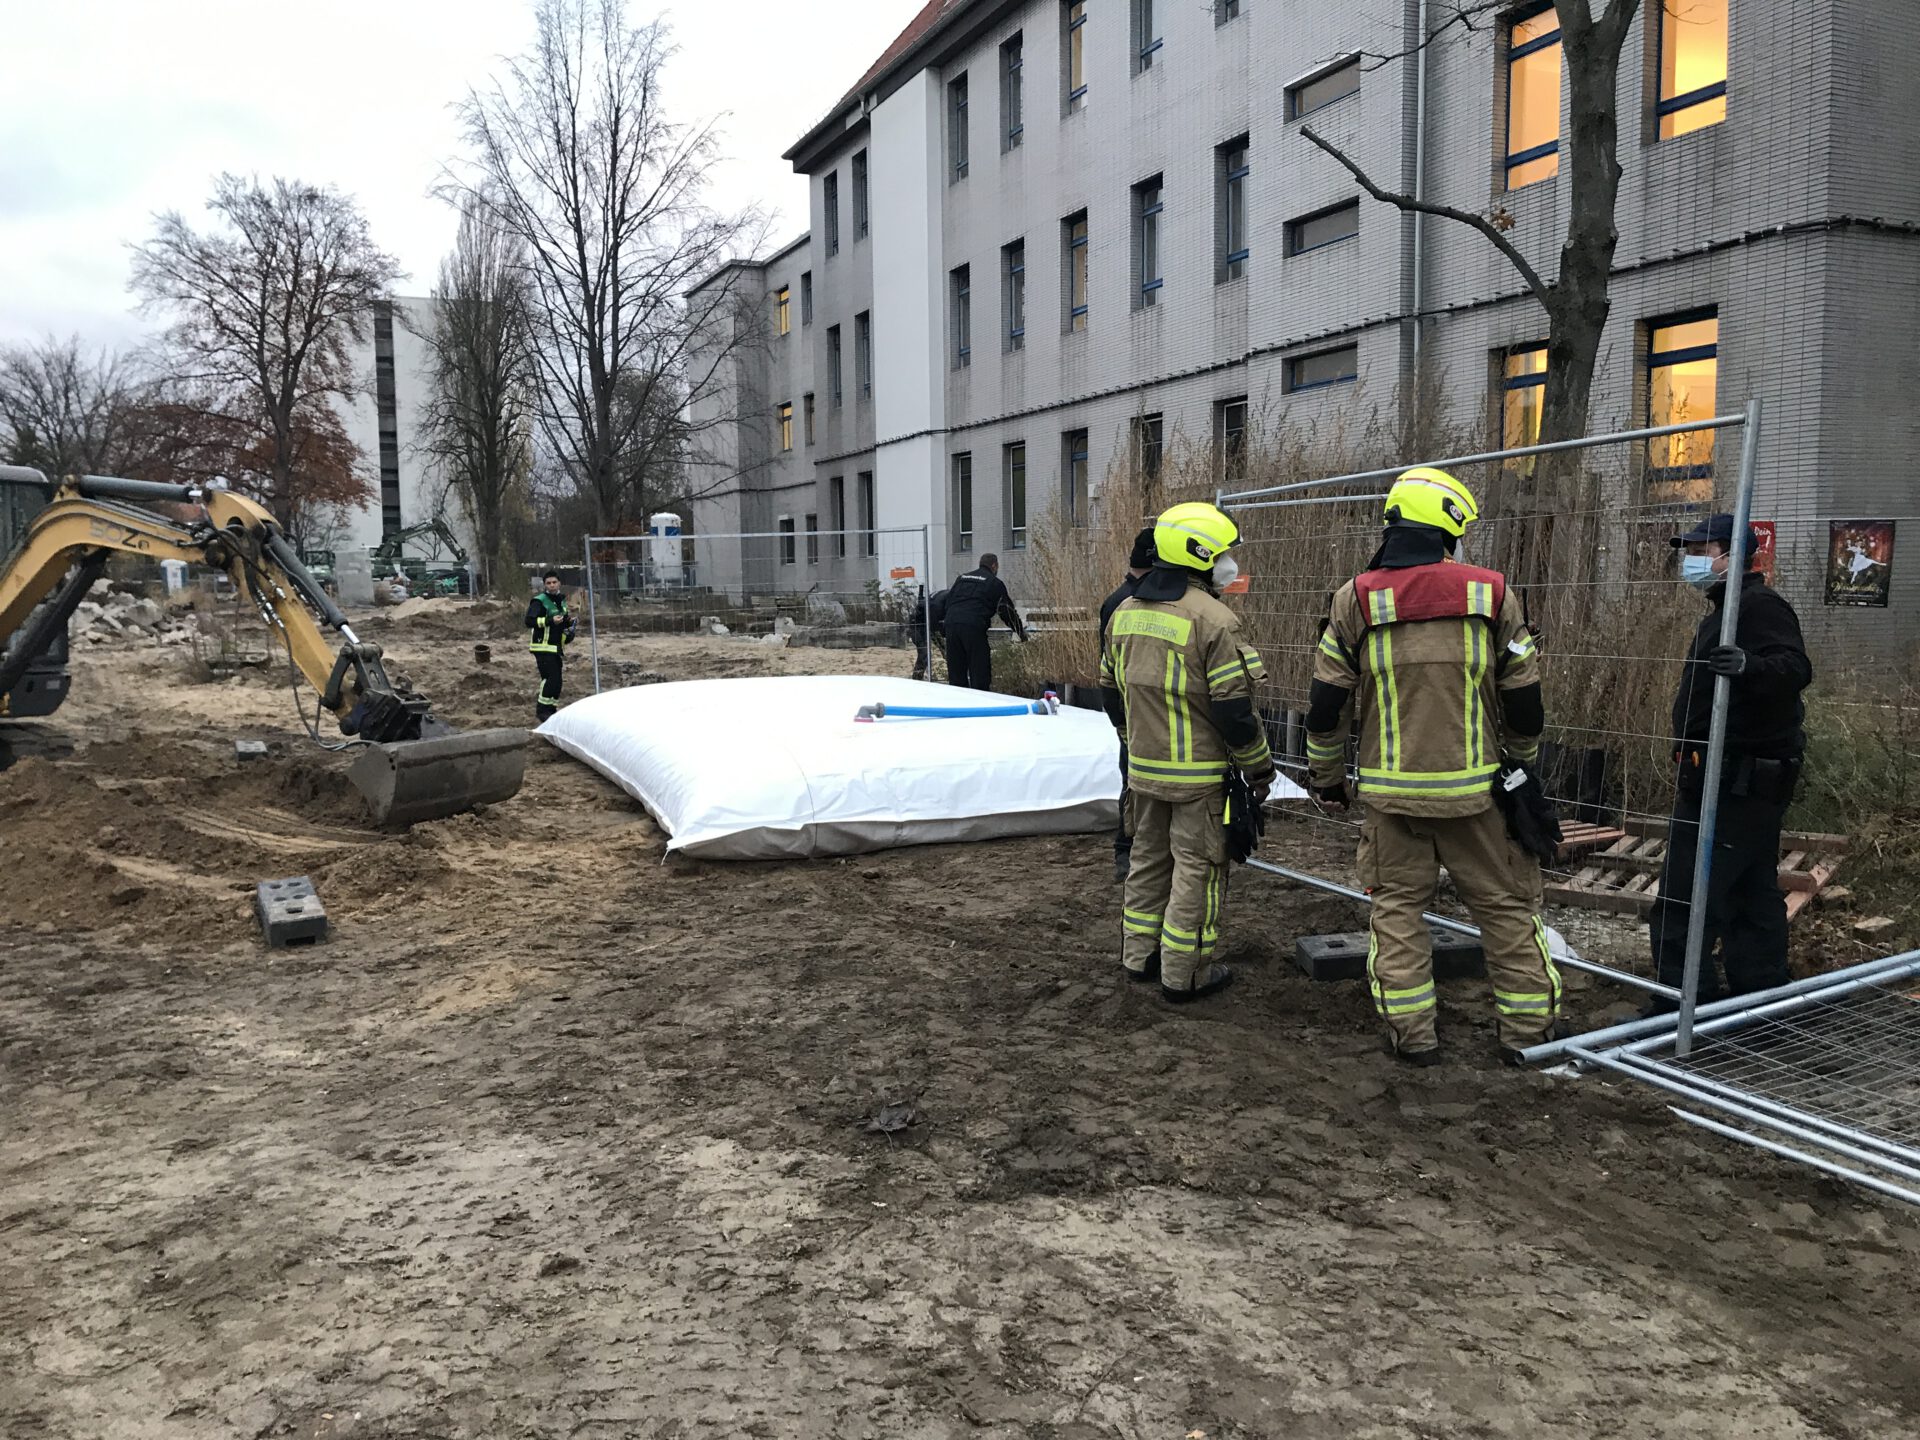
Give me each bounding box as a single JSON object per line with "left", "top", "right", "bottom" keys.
{"left": 0, "top": 467, "right": 526, "bottom": 825}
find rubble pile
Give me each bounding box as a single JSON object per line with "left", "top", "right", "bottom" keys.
{"left": 66, "top": 584, "right": 204, "bottom": 648}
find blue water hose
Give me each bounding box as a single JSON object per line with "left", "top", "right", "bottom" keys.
{"left": 855, "top": 700, "right": 1050, "bottom": 721}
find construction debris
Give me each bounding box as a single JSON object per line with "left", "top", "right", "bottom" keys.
{"left": 256, "top": 876, "right": 329, "bottom": 948}
{"left": 1546, "top": 819, "right": 1847, "bottom": 922}
{"left": 1854, "top": 916, "right": 1898, "bottom": 942}
{"left": 67, "top": 587, "right": 203, "bottom": 648}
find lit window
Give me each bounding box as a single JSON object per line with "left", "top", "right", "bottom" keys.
{"left": 856, "top": 311, "right": 872, "bottom": 397}
{"left": 824, "top": 173, "right": 840, "bottom": 256}
{"left": 1005, "top": 443, "right": 1028, "bottom": 548}
{"left": 1287, "top": 56, "right": 1359, "bottom": 119}
{"left": 800, "top": 272, "right": 813, "bottom": 324}
{"left": 804, "top": 393, "right": 816, "bottom": 446}
{"left": 951, "top": 266, "right": 972, "bottom": 368}
{"left": 1286, "top": 201, "right": 1359, "bottom": 255}
{"left": 1004, "top": 239, "right": 1027, "bottom": 350}
{"left": 830, "top": 476, "right": 847, "bottom": 557}
{"left": 1647, "top": 312, "right": 1719, "bottom": 500}
{"left": 1506, "top": 4, "right": 1562, "bottom": 189}
{"left": 1135, "top": 413, "right": 1163, "bottom": 482}
{"left": 805, "top": 513, "right": 820, "bottom": 566}
{"left": 1658, "top": 0, "right": 1728, "bottom": 139}
{"left": 775, "top": 286, "right": 791, "bottom": 336}
{"left": 778, "top": 400, "right": 793, "bottom": 452}
{"left": 779, "top": 517, "right": 796, "bottom": 566}
{"left": 1135, "top": 177, "right": 1164, "bottom": 306}
{"left": 1217, "top": 396, "right": 1249, "bottom": 481}
{"left": 853, "top": 150, "right": 870, "bottom": 238}
{"left": 1220, "top": 139, "right": 1249, "bottom": 281}
{"left": 950, "top": 74, "right": 970, "bottom": 181}
{"left": 1134, "top": 0, "right": 1161, "bottom": 72}
{"left": 1064, "top": 428, "right": 1089, "bottom": 525}
{"left": 1003, "top": 35, "right": 1024, "bottom": 150}
{"left": 828, "top": 325, "right": 843, "bottom": 408}
{"left": 1501, "top": 344, "right": 1547, "bottom": 455}
{"left": 1065, "top": 2, "right": 1087, "bottom": 112}
{"left": 1065, "top": 212, "right": 1088, "bottom": 331}
{"left": 952, "top": 453, "right": 974, "bottom": 552}
{"left": 1287, "top": 344, "right": 1358, "bottom": 391}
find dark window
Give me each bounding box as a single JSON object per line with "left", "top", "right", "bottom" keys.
{"left": 950, "top": 74, "right": 970, "bottom": 181}
{"left": 1065, "top": 211, "right": 1089, "bottom": 331}
{"left": 1506, "top": 4, "right": 1562, "bottom": 189}
{"left": 1220, "top": 139, "right": 1250, "bottom": 281}
{"left": 828, "top": 325, "right": 843, "bottom": 408}
{"left": 779, "top": 516, "right": 797, "bottom": 566}
{"left": 852, "top": 150, "right": 870, "bottom": 238}
{"left": 951, "top": 265, "right": 972, "bottom": 368}
{"left": 823, "top": 173, "right": 840, "bottom": 255}
{"left": 804, "top": 392, "right": 816, "bottom": 446}
{"left": 830, "top": 476, "right": 847, "bottom": 557}
{"left": 805, "top": 513, "right": 820, "bottom": 566}
{"left": 1004, "top": 239, "right": 1027, "bottom": 350}
{"left": 952, "top": 453, "right": 974, "bottom": 552}
{"left": 1133, "top": 0, "right": 1161, "bottom": 71}
{"left": 1217, "top": 0, "right": 1241, "bottom": 22}
{"left": 858, "top": 471, "right": 876, "bottom": 556}
{"left": 1286, "top": 200, "right": 1359, "bottom": 255}
{"left": 856, "top": 310, "right": 873, "bottom": 397}
{"left": 1135, "top": 413, "right": 1163, "bottom": 482}
{"left": 1005, "top": 442, "right": 1028, "bottom": 548}
{"left": 1217, "top": 396, "right": 1249, "bottom": 481}
{"left": 1064, "top": 428, "right": 1089, "bottom": 525}
{"left": 801, "top": 271, "right": 813, "bottom": 324}
{"left": 1065, "top": 1, "right": 1087, "bottom": 112}
{"left": 1287, "top": 56, "right": 1360, "bottom": 119}
{"left": 1135, "top": 176, "right": 1164, "bottom": 306}
{"left": 1287, "top": 344, "right": 1358, "bottom": 392}
{"left": 1002, "top": 34, "right": 1025, "bottom": 149}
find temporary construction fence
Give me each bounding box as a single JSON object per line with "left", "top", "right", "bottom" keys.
{"left": 1216, "top": 405, "right": 1765, "bottom": 1044}
{"left": 580, "top": 527, "right": 934, "bottom": 694}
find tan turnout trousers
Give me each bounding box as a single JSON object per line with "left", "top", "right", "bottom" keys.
{"left": 1123, "top": 792, "right": 1228, "bottom": 989}
{"left": 1360, "top": 803, "right": 1562, "bottom": 1052}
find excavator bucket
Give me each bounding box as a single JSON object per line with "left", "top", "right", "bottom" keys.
{"left": 347, "top": 727, "right": 528, "bottom": 827}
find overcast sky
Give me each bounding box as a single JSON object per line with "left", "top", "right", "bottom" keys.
{"left": 0, "top": 0, "right": 915, "bottom": 349}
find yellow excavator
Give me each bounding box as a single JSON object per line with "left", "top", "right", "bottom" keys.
{"left": 0, "top": 465, "right": 526, "bottom": 825}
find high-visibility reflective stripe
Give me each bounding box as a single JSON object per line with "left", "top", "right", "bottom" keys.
{"left": 1129, "top": 756, "right": 1228, "bottom": 776}
{"left": 1111, "top": 609, "right": 1194, "bottom": 645}
{"left": 530, "top": 643, "right": 559, "bottom": 654}
{"left": 1202, "top": 865, "right": 1223, "bottom": 948}
{"left": 1380, "top": 984, "right": 1438, "bottom": 1013}
{"left": 1317, "top": 631, "right": 1352, "bottom": 667}
{"left": 1463, "top": 618, "right": 1488, "bottom": 771}
{"left": 1368, "top": 588, "right": 1398, "bottom": 625}
{"left": 1174, "top": 654, "right": 1192, "bottom": 761}
{"left": 1508, "top": 632, "right": 1537, "bottom": 660}
{"left": 1509, "top": 735, "right": 1542, "bottom": 762}
{"left": 1467, "top": 580, "right": 1495, "bottom": 618}
{"left": 1358, "top": 764, "right": 1500, "bottom": 789}
{"left": 1306, "top": 735, "right": 1344, "bottom": 758}
{"left": 1535, "top": 916, "right": 1562, "bottom": 1013}
{"left": 1162, "top": 931, "right": 1199, "bottom": 954}
{"left": 1495, "top": 993, "right": 1556, "bottom": 1014}
{"left": 1239, "top": 646, "right": 1267, "bottom": 679}
{"left": 1370, "top": 625, "right": 1401, "bottom": 774}
{"left": 1229, "top": 741, "right": 1272, "bottom": 768}
{"left": 1124, "top": 917, "right": 1162, "bottom": 937}
{"left": 1206, "top": 659, "right": 1245, "bottom": 688}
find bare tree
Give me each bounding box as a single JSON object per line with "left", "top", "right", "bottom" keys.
{"left": 129, "top": 174, "right": 403, "bottom": 544}
{"left": 1304, "top": 0, "right": 1642, "bottom": 445}
{"left": 443, "top": 0, "right": 767, "bottom": 534}
{"left": 420, "top": 202, "right": 536, "bottom": 592}
{"left": 0, "top": 336, "right": 142, "bottom": 477}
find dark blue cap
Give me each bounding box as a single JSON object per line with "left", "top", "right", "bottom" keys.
{"left": 1670, "top": 513, "right": 1757, "bottom": 552}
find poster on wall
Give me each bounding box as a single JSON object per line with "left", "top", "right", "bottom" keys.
{"left": 1750, "top": 521, "right": 1777, "bottom": 582}
{"left": 1825, "top": 520, "right": 1895, "bottom": 607}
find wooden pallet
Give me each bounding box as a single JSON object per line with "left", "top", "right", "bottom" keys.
{"left": 1544, "top": 822, "right": 1847, "bottom": 921}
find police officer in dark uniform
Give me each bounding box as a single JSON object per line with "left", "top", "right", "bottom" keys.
{"left": 1648, "top": 514, "right": 1813, "bottom": 1008}
{"left": 942, "top": 554, "right": 1028, "bottom": 690}
{"left": 525, "top": 571, "right": 576, "bottom": 722}
{"left": 1100, "top": 528, "right": 1156, "bottom": 882}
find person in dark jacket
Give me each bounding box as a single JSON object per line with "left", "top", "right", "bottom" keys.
{"left": 526, "top": 571, "right": 576, "bottom": 722}
{"left": 909, "top": 585, "right": 947, "bottom": 681}
{"left": 1647, "top": 514, "right": 1813, "bottom": 1009}
{"left": 942, "top": 554, "right": 1028, "bottom": 690}
{"left": 1101, "top": 528, "right": 1157, "bottom": 882}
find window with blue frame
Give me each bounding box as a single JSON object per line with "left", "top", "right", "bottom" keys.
{"left": 1133, "top": 0, "right": 1162, "bottom": 72}
{"left": 1286, "top": 56, "right": 1359, "bottom": 119}
{"left": 1002, "top": 34, "right": 1024, "bottom": 150}
{"left": 1004, "top": 239, "right": 1027, "bottom": 351}
{"left": 1647, "top": 310, "right": 1719, "bottom": 500}
{"left": 1505, "top": 3, "right": 1562, "bottom": 188}
{"left": 1220, "top": 139, "right": 1249, "bottom": 281}
{"left": 1287, "top": 344, "right": 1358, "bottom": 392}
{"left": 1135, "top": 177, "right": 1164, "bottom": 306}
{"left": 1286, "top": 200, "right": 1358, "bottom": 256}
{"left": 1657, "top": 0, "right": 1728, "bottom": 139}
{"left": 1064, "top": 1, "right": 1088, "bottom": 112}
{"left": 1065, "top": 211, "right": 1089, "bottom": 331}
{"left": 951, "top": 265, "right": 972, "bottom": 369}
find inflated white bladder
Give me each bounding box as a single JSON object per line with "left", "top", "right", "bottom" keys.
{"left": 538, "top": 675, "right": 1127, "bottom": 859}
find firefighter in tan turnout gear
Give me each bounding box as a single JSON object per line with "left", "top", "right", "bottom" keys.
{"left": 1102, "top": 503, "right": 1276, "bottom": 1003}
{"left": 1307, "top": 468, "right": 1560, "bottom": 1065}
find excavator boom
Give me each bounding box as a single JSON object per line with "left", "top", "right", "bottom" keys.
{"left": 0, "top": 467, "right": 524, "bottom": 825}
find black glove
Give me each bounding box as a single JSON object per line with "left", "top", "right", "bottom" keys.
{"left": 1708, "top": 644, "right": 1748, "bottom": 677}
{"left": 1224, "top": 768, "right": 1268, "bottom": 864}
{"left": 1492, "top": 762, "right": 1562, "bottom": 864}
{"left": 1314, "top": 781, "right": 1351, "bottom": 811}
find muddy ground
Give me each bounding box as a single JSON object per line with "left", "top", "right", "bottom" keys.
{"left": 2, "top": 599, "right": 1916, "bottom": 1439}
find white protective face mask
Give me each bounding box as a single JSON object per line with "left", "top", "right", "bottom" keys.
{"left": 1212, "top": 554, "right": 1240, "bottom": 590}
{"left": 1680, "top": 553, "right": 1719, "bottom": 591}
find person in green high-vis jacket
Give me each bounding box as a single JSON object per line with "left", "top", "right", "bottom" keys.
{"left": 525, "top": 571, "right": 576, "bottom": 722}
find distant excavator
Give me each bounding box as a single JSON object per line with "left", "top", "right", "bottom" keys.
{"left": 0, "top": 465, "right": 526, "bottom": 826}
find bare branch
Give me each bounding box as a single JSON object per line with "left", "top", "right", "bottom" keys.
{"left": 1299, "top": 125, "right": 1553, "bottom": 309}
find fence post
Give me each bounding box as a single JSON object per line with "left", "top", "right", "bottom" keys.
{"left": 582, "top": 532, "right": 602, "bottom": 695}
{"left": 1675, "top": 397, "right": 1764, "bottom": 1058}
